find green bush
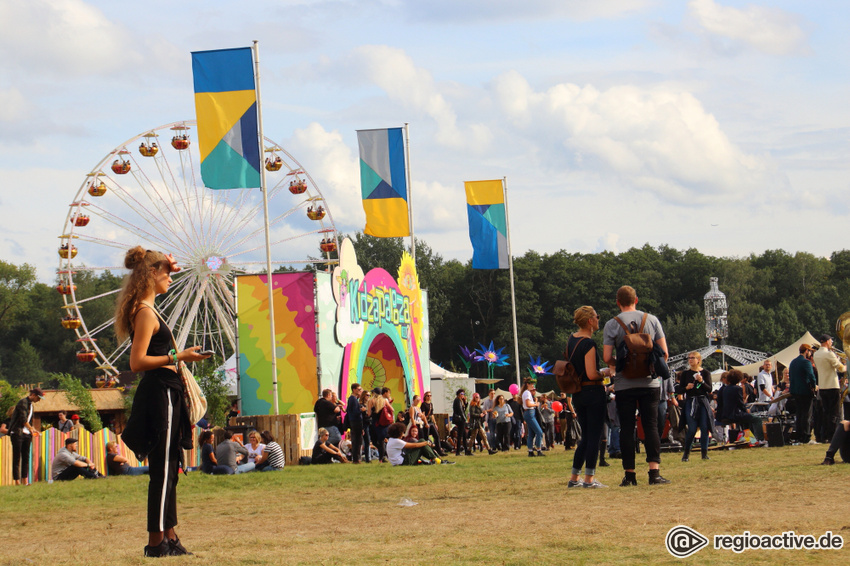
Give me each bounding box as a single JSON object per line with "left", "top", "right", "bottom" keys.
{"left": 55, "top": 373, "right": 102, "bottom": 432}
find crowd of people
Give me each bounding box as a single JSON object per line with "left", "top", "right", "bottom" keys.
{"left": 4, "top": 274, "right": 849, "bottom": 558}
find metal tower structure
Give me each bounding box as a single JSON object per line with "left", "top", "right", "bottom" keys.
{"left": 668, "top": 277, "right": 769, "bottom": 371}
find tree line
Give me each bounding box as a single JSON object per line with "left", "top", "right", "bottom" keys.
{"left": 2, "top": 239, "right": 849, "bottom": 396}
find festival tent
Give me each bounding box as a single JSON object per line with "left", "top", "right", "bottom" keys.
{"left": 217, "top": 354, "right": 238, "bottom": 396}
{"left": 731, "top": 331, "right": 819, "bottom": 375}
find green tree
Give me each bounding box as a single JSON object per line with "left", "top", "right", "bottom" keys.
{"left": 0, "top": 260, "right": 37, "bottom": 332}
{"left": 10, "top": 339, "right": 47, "bottom": 386}
{"left": 55, "top": 373, "right": 102, "bottom": 432}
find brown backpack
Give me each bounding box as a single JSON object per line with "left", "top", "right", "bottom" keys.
{"left": 614, "top": 313, "right": 654, "bottom": 379}
{"left": 554, "top": 338, "right": 587, "bottom": 394}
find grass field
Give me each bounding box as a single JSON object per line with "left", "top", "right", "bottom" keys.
{"left": 0, "top": 443, "right": 845, "bottom": 565}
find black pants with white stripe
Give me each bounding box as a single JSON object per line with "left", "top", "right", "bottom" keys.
{"left": 146, "top": 387, "right": 182, "bottom": 533}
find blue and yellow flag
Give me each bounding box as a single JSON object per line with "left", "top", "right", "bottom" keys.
{"left": 357, "top": 128, "right": 410, "bottom": 237}
{"left": 464, "top": 180, "right": 508, "bottom": 269}
{"left": 192, "top": 47, "right": 261, "bottom": 189}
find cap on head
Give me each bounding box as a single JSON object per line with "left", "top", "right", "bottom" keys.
{"left": 799, "top": 344, "right": 813, "bottom": 354}
{"left": 71, "top": 414, "right": 80, "bottom": 420}
{"left": 819, "top": 333, "right": 833, "bottom": 344}
{"left": 65, "top": 437, "right": 78, "bottom": 447}
{"left": 30, "top": 387, "right": 44, "bottom": 399}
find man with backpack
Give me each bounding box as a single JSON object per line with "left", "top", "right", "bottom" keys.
{"left": 602, "top": 285, "right": 670, "bottom": 486}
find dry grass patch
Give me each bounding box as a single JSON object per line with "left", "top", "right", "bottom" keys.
{"left": 0, "top": 444, "right": 846, "bottom": 565}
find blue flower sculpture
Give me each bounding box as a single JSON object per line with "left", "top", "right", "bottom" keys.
{"left": 475, "top": 341, "right": 510, "bottom": 367}
{"left": 529, "top": 355, "right": 553, "bottom": 376}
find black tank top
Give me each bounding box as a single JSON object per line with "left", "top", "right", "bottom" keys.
{"left": 130, "top": 305, "right": 173, "bottom": 356}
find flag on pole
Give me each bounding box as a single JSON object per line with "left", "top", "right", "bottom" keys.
{"left": 357, "top": 128, "right": 410, "bottom": 237}
{"left": 464, "top": 180, "right": 508, "bottom": 269}
{"left": 192, "top": 47, "right": 261, "bottom": 189}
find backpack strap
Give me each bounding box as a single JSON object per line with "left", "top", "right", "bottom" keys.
{"left": 566, "top": 337, "right": 587, "bottom": 363}
{"left": 614, "top": 316, "right": 631, "bottom": 334}
{"left": 614, "top": 314, "right": 648, "bottom": 334}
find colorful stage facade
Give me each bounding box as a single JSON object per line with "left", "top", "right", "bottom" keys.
{"left": 235, "top": 238, "right": 430, "bottom": 415}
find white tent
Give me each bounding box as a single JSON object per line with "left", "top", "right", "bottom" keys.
{"left": 217, "top": 354, "right": 238, "bottom": 396}
{"left": 429, "top": 361, "right": 469, "bottom": 379}
{"left": 731, "top": 331, "right": 819, "bottom": 375}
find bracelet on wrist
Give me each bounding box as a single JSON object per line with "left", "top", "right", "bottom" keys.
{"left": 169, "top": 349, "right": 177, "bottom": 364}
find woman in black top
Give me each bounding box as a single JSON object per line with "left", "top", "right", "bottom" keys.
{"left": 676, "top": 351, "right": 713, "bottom": 462}
{"left": 420, "top": 392, "right": 446, "bottom": 456}
{"left": 568, "top": 306, "right": 612, "bottom": 489}
{"left": 115, "top": 247, "right": 210, "bottom": 557}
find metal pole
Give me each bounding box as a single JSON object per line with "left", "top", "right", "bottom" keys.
{"left": 503, "top": 177, "right": 521, "bottom": 387}
{"left": 404, "top": 123, "right": 415, "bottom": 264}
{"left": 253, "top": 40, "right": 279, "bottom": 414}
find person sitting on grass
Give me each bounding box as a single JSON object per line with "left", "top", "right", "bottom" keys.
{"left": 52, "top": 437, "right": 103, "bottom": 481}
{"left": 720, "top": 369, "right": 765, "bottom": 444}
{"left": 443, "top": 425, "right": 458, "bottom": 454}
{"left": 254, "top": 430, "right": 285, "bottom": 471}
{"left": 216, "top": 430, "right": 255, "bottom": 474}
{"left": 106, "top": 441, "right": 149, "bottom": 476}
{"left": 386, "top": 422, "right": 450, "bottom": 466}
{"left": 313, "top": 427, "right": 348, "bottom": 464}
{"left": 199, "top": 430, "right": 231, "bottom": 475}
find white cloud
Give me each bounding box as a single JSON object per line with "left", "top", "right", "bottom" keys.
{"left": 491, "top": 70, "right": 777, "bottom": 204}
{"left": 405, "top": 0, "right": 651, "bottom": 23}
{"left": 0, "top": 0, "right": 182, "bottom": 78}
{"left": 287, "top": 122, "right": 363, "bottom": 229}
{"left": 688, "top": 0, "right": 809, "bottom": 56}
{"left": 339, "top": 45, "right": 492, "bottom": 149}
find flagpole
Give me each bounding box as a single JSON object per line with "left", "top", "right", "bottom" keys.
{"left": 253, "top": 40, "right": 279, "bottom": 415}
{"left": 503, "top": 177, "right": 521, "bottom": 387}
{"left": 403, "top": 122, "right": 415, "bottom": 264}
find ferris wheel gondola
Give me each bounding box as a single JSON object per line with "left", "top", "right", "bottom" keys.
{"left": 58, "top": 120, "right": 339, "bottom": 377}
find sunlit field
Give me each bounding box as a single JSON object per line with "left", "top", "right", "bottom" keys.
{"left": 0, "top": 444, "right": 844, "bottom": 565}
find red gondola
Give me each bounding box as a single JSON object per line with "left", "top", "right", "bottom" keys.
{"left": 58, "top": 244, "right": 77, "bottom": 259}
{"left": 111, "top": 159, "right": 131, "bottom": 174}
{"left": 139, "top": 142, "right": 159, "bottom": 157}
{"left": 320, "top": 239, "right": 337, "bottom": 253}
{"left": 61, "top": 316, "right": 82, "bottom": 329}
{"left": 77, "top": 350, "right": 96, "bottom": 362}
{"left": 72, "top": 215, "right": 90, "bottom": 227}
{"left": 265, "top": 156, "right": 283, "bottom": 171}
{"left": 289, "top": 180, "right": 307, "bottom": 194}
{"left": 88, "top": 181, "right": 108, "bottom": 196}
{"left": 307, "top": 205, "right": 326, "bottom": 221}
{"left": 171, "top": 135, "right": 190, "bottom": 150}
{"left": 56, "top": 283, "right": 76, "bottom": 295}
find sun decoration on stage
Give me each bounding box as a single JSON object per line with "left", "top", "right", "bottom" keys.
{"left": 397, "top": 252, "right": 423, "bottom": 348}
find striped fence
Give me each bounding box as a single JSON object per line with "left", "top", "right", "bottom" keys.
{"left": 0, "top": 427, "right": 203, "bottom": 486}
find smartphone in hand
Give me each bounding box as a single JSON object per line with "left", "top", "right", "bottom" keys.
{"left": 199, "top": 350, "right": 214, "bottom": 356}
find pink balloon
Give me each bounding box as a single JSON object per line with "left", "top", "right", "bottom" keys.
{"left": 552, "top": 401, "right": 563, "bottom": 413}
{"left": 509, "top": 384, "right": 519, "bottom": 395}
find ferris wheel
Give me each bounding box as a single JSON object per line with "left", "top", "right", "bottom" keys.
{"left": 57, "top": 120, "right": 338, "bottom": 381}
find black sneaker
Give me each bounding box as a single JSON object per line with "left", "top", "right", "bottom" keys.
{"left": 619, "top": 474, "right": 638, "bottom": 487}
{"left": 536, "top": 450, "right": 545, "bottom": 457}
{"left": 528, "top": 451, "right": 536, "bottom": 457}
{"left": 821, "top": 456, "right": 835, "bottom": 466}
{"left": 168, "top": 538, "right": 193, "bottom": 556}
{"left": 144, "top": 539, "right": 172, "bottom": 558}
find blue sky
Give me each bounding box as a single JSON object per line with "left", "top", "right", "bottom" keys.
{"left": 1, "top": 0, "right": 848, "bottom": 282}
